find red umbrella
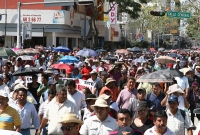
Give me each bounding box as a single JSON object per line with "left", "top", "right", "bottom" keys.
{"left": 51, "top": 63, "right": 73, "bottom": 70}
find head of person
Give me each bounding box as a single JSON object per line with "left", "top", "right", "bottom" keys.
{"left": 152, "top": 83, "right": 162, "bottom": 96}
{"left": 3, "top": 65, "right": 9, "bottom": 74}
{"left": 48, "top": 89, "right": 56, "bottom": 101}
{"left": 91, "top": 98, "right": 110, "bottom": 121}
{"left": 196, "top": 66, "right": 200, "bottom": 72}
{"left": 32, "top": 74, "right": 38, "bottom": 83}
{"left": 82, "top": 87, "right": 92, "bottom": 96}
{"left": 65, "top": 80, "right": 76, "bottom": 95}
{"left": 105, "top": 78, "right": 116, "bottom": 88}
{"left": 121, "top": 70, "right": 127, "bottom": 79}
{"left": 56, "top": 84, "right": 67, "bottom": 103}
{"left": 45, "top": 68, "right": 53, "bottom": 76}
{"left": 85, "top": 94, "right": 96, "bottom": 110}
{"left": 116, "top": 109, "right": 133, "bottom": 127}
{"left": 48, "top": 80, "right": 56, "bottom": 90}
{"left": 84, "top": 61, "right": 89, "bottom": 67}
{"left": 73, "top": 67, "right": 79, "bottom": 75}
{"left": 53, "top": 70, "right": 59, "bottom": 79}
{"left": 3, "top": 74, "right": 11, "bottom": 84}
{"left": 137, "top": 88, "right": 146, "bottom": 101}
{"left": 100, "top": 71, "right": 108, "bottom": 82}
{"left": 126, "top": 77, "right": 136, "bottom": 91}
{"left": 41, "top": 73, "right": 49, "bottom": 84}
{"left": 136, "top": 101, "right": 149, "bottom": 119}
{"left": 192, "top": 82, "right": 199, "bottom": 91}
{"left": 0, "top": 92, "right": 9, "bottom": 108}
{"left": 15, "top": 86, "right": 28, "bottom": 103}
{"left": 90, "top": 70, "right": 98, "bottom": 81}
{"left": 60, "top": 113, "right": 83, "bottom": 135}
{"left": 168, "top": 95, "right": 179, "bottom": 112}
{"left": 153, "top": 110, "right": 168, "bottom": 133}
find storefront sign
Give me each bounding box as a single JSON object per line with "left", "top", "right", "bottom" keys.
{"left": 109, "top": 2, "right": 117, "bottom": 24}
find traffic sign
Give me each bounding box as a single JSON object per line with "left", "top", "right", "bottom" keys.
{"left": 167, "top": 11, "right": 191, "bottom": 18}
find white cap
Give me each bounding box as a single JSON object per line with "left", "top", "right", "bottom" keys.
{"left": 53, "top": 70, "right": 59, "bottom": 74}
{"left": 0, "top": 92, "right": 8, "bottom": 98}
{"left": 98, "top": 67, "right": 104, "bottom": 72}
{"left": 14, "top": 79, "right": 24, "bottom": 85}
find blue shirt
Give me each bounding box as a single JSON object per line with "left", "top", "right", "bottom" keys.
{"left": 147, "top": 92, "right": 166, "bottom": 111}
{"left": 10, "top": 101, "right": 40, "bottom": 129}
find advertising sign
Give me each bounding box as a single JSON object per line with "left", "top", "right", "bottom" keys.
{"left": 22, "top": 22, "right": 32, "bottom": 40}
{"left": 109, "top": 2, "right": 117, "bottom": 24}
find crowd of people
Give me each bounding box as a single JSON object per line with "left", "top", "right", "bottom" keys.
{"left": 0, "top": 49, "right": 200, "bottom": 135}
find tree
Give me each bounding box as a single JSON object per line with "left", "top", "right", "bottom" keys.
{"left": 84, "top": 0, "right": 149, "bottom": 48}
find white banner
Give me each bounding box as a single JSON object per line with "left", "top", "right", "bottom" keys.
{"left": 109, "top": 2, "right": 117, "bottom": 24}
{"left": 22, "top": 22, "right": 32, "bottom": 40}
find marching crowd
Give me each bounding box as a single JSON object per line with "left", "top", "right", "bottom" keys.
{"left": 0, "top": 49, "right": 200, "bottom": 135}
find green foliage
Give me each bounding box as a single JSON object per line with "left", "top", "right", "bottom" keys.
{"left": 134, "top": 40, "right": 150, "bottom": 48}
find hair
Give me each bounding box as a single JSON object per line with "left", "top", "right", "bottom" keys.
{"left": 152, "top": 83, "right": 161, "bottom": 88}
{"left": 56, "top": 84, "right": 66, "bottom": 94}
{"left": 85, "top": 94, "right": 96, "bottom": 104}
{"left": 16, "top": 88, "right": 27, "bottom": 95}
{"left": 83, "top": 87, "right": 92, "bottom": 95}
{"left": 48, "top": 90, "right": 56, "bottom": 95}
{"left": 32, "top": 74, "right": 38, "bottom": 78}
{"left": 4, "top": 74, "right": 11, "bottom": 81}
{"left": 117, "top": 109, "right": 133, "bottom": 119}
{"left": 65, "top": 79, "right": 76, "bottom": 88}
{"left": 127, "top": 76, "right": 136, "bottom": 82}
{"left": 153, "top": 110, "right": 168, "bottom": 121}
{"left": 41, "top": 73, "right": 49, "bottom": 81}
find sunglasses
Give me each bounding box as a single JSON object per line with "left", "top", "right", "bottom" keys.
{"left": 60, "top": 125, "right": 77, "bottom": 131}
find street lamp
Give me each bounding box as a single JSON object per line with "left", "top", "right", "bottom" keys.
{"left": 43, "top": 25, "right": 48, "bottom": 47}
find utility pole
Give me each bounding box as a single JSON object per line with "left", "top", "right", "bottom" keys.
{"left": 4, "top": 0, "right": 7, "bottom": 46}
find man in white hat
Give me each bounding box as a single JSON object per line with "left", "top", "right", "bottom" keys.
{"left": 0, "top": 91, "right": 21, "bottom": 132}
{"left": 60, "top": 113, "right": 83, "bottom": 135}
{"left": 79, "top": 98, "right": 118, "bottom": 135}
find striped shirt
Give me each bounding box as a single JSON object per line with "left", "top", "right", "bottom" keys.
{"left": 0, "top": 105, "right": 21, "bottom": 130}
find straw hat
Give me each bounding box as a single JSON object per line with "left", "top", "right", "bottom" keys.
{"left": 98, "top": 94, "right": 111, "bottom": 100}
{"left": 105, "top": 78, "right": 116, "bottom": 85}
{"left": 91, "top": 98, "right": 110, "bottom": 110}
{"left": 168, "top": 84, "right": 184, "bottom": 94}
{"left": 14, "top": 84, "right": 28, "bottom": 91}
{"left": 59, "top": 113, "right": 83, "bottom": 125}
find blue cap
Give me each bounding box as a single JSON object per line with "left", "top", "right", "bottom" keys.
{"left": 168, "top": 95, "right": 178, "bottom": 102}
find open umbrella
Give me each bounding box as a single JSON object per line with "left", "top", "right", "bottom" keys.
{"left": 17, "top": 55, "right": 35, "bottom": 61}
{"left": 51, "top": 63, "right": 73, "bottom": 70}
{"left": 15, "top": 50, "right": 26, "bottom": 55}
{"left": 76, "top": 48, "right": 98, "bottom": 57}
{"left": 116, "top": 49, "right": 130, "bottom": 54}
{"left": 54, "top": 46, "right": 71, "bottom": 53}
{"left": 13, "top": 67, "right": 41, "bottom": 76}
{"left": 0, "top": 47, "right": 17, "bottom": 56}
{"left": 155, "top": 56, "right": 176, "bottom": 64}
{"left": 159, "top": 68, "right": 184, "bottom": 78}
{"left": 129, "top": 47, "right": 142, "bottom": 52}
{"left": 59, "top": 56, "right": 79, "bottom": 63}
{"left": 136, "top": 72, "right": 173, "bottom": 83}
{"left": 96, "top": 49, "right": 106, "bottom": 53}
{"left": 24, "top": 48, "right": 40, "bottom": 54}
{"left": 104, "top": 55, "right": 118, "bottom": 60}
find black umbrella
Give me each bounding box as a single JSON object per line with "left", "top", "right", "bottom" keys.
{"left": 129, "top": 47, "right": 142, "bottom": 52}
{"left": 103, "top": 55, "right": 118, "bottom": 60}
{"left": 13, "top": 67, "right": 41, "bottom": 76}
{"left": 159, "top": 68, "right": 184, "bottom": 78}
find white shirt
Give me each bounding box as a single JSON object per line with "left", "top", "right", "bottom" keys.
{"left": 0, "top": 83, "right": 10, "bottom": 95}
{"left": 144, "top": 126, "right": 176, "bottom": 135}
{"left": 67, "top": 90, "right": 86, "bottom": 111}
{"left": 79, "top": 107, "right": 94, "bottom": 121}
{"left": 79, "top": 115, "right": 118, "bottom": 135}
{"left": 175, "top": 76, "right": 189, "bottom": 90}
{"left": 38, "top": 99, "right": 51, "bottom": 116}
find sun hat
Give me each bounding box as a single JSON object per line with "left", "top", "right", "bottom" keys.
{"left": 45, "top": 68, "right": 53, "bottom": 74}
{"left": 90, "top": 98, "right": 110, "bottom": 110}
{"left": 98, "top": 94, "right": 111, "bottom": 100}
{"left": 14, "top": 79, "right": 25, "bottom": 85}
{"left": 168, "top": 84, "right": 184, "bottom": 94}
{"left": 59, "top": 113, "right": 83, "bottom": 125}
{"left": 168, "top": 95, "right": 178, "bottom": 102}
{"left": 136, "top": 101, "right": 148, "bottom": 111}
{"left": 90, "top": 70, "right": 98, "bottom": 75}
{"left": 0, "top": 92, "right": 8, "bottom": 98}
{"left": 14, "top": 83, "right": 28, "bottom": 91}
{"left": 83, "top": 94, "right": 96, "bottom": 101}
{"left": 105, "top": 78, "right": 116, "bottom": 86}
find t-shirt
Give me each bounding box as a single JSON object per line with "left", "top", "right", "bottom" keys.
{"left": 0, "top": 83, "right": 10, "bottom": 95}
{"left": 117, "top": 78, "right": 127, "bottom": 91}
{"left": 81, "top": 67, "right": 92, "bottom": 80}
{"left": 131, "top": 119, "right": 154, "bottom": 133}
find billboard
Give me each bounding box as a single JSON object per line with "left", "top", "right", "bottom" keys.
{"left": 109, "top": 2, "right": 117, "bottom": 24}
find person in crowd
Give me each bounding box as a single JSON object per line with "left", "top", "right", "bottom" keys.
{"left": 60, "top": 113, "right": 83, "bottom": 135}
{"left": 0, "top": 91, "right": 21, "bottom": 131}
{"left": 10, "top": 85, "right": 40, "bottom": 135}
{"left": 81, "top": 87, "right": 92, "bottom": 96}
{"left": 80, "top": 94, "right": 96, "bottom": 121}
{"left": 37, "top": 73, "right": 49, "bottom": 97}
{"left": 99, "top": 78, "right": 119, "bottom": 101}
{"left": 81, "top": 60, "right": 92, "bottom": 80}
{"left": 144, "top": 110, "right": 176, "bottom": 135}
{"left": 116, "top": 76, "right": 137, "bottom": 109}
{"left": 187, "top": 81, "right": 200, "bottom": 124}
{"left": 52, "top": 70, "right": 64, "bottom": 84}
{"left": 3, "top": 65, "right": 14, "bottom": 83}
{"left": 166, "top": 95, "right": 193, "bottom": 135}
{"left": 117, "top": 70, "right": 128, "bottom": 92}
{"left": 108, "top": 109, "right": 143, "bottom": 135}
{"left": 3, "top": 73, "right": 13, "bottom": 89}
{"left": 36, "top": 84, "right": 79, "bottom": 135}
{"left": 108, "top": 65, "right": 122, "bottom": 85}
{"left": 38, "top": 89, "right": 56, "bottom": 135}
{"left": 65, "top": 79, "right": 86, "bottom": 111}
{"left": 146, "top": 83, "right": 166, "bottom": 111}
{"left": 131, "top": 101, "right": 154, "bottom": 133}
{"left": 0, "top": 74, "right": 10, "bottom": 95}
{"left": 100, "top": 71, "right": 108, "bottom": 87}
{"left": 44, "top": 68, "right": 53, "bottom": 80}
{"left": 87, "top": 70, "right": 103, "bottom": 96}
{"left": 36, "top": 58, "right": 46, "bottom": 71}
{"left": 71, "top": 67, "right": 82, "bottom": 79}
{"left": 79, "top": 98, "right": 118, "bottom": 135}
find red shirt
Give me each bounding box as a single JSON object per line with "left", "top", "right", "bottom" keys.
{"left": 81, "top": 66, "right": 92, "bottom": 80}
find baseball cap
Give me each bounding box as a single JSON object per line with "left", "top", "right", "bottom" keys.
{"left": 168, "top": 95, "right": 178, "bottom": 102}
{"left": 0, "top": 92, "right": 8, "bottom": 98}
{"left": 136, "top": 101, "right": 148, "bottom": 111}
